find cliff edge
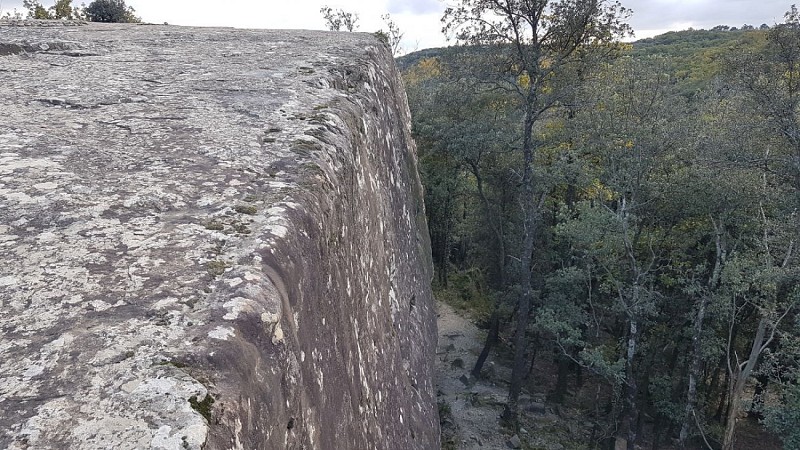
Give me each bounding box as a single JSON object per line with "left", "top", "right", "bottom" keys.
{"left": 0, "top": 22, "right": 438, "bottom": 449}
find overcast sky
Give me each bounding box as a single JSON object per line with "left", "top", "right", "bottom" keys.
{"left": 0, "top": 0, "right": 792, "bottom": 52}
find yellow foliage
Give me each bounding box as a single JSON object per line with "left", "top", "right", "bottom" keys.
{"left": 418, "top": 57, "right": 442, "bottom": 76}
{"left": 489, "top": 99, "right": 511, "bottom": 111}
{"left": 782, "top": 69, "right": 800, "bottom": 82}
{"left": 585, "top": 179, "right": 617, "bottom": 201}
{"left": 613, "top": 138, "right": 635, "bottom": 149}
{"left": 403, "top": 57, "right": 443, "bottom": 86}
{"left": 545, "top": 120, "right": 565, "bottom": 131}
{"left": 518, "top": 72, "right": 530, "bottom": 89}
{"left": 618, "top": 43, "right": 634, "bottom": 52}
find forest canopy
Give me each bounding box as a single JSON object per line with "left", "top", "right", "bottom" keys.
{"left": 402, "top": 3, "right": 800, "bottom": 449}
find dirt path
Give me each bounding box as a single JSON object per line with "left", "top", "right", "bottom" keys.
{"left": 435, "top": 302, "right": 514, "bottom": 449}
{"left": 434, "top": 302, "right": 783, "bottom": 450}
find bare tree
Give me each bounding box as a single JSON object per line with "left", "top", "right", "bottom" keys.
{"left": 320, "top": 6, "right": 359, "bottom": 32}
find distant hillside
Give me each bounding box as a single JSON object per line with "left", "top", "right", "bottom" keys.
{"left": 399, "top": 28, "right": 767, "bottom": 96}
{"left": 631, "top": 28, "right": 763, "bottom": 58}
{"left": 631, "top": 29, "right": 767, "bottom": 93}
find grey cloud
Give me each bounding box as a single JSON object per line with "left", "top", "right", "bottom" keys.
{"left": 621, "top": 0, "right": 790, "bottom": 32}
{"left": 1, "top": 1, "right": 25, "bottom": 13}
{"left": 387, "top": 0, "right": 441, "bottom": 15}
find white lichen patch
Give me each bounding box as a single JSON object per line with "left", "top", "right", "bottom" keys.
{"left": 33, "top": 181, "right": 58, "bottom": 190}
{"left": 22, "top": 365, "right": 45, "bottom": 379}
{"left": 271, "top": 322, "right": 284, "bottom": 345}
{"left": 89, "top": 299, "right": 113, "bottom": 312}
{"left": 0, "top": 155, "right": 61, "bottom": 175}
{"left": 152, "top": 297, "right": 180, "bottom": 309}
{"left": 5, "top": 192, "right": 37, "bottom": 204}
{"left": 222, "top": 297, "right": 253, "bottom": 320}
{"left": 261, "top": 312, "right": 280, "bottom": 323}
{"left": 208, "top": 326, "right": 235, "bottom": 340}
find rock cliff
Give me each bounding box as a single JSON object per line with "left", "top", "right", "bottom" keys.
{"left": 0, "top": 22, "right": 439, "bottom": 449}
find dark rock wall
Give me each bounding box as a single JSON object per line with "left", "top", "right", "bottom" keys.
{"left": 0, "top": 22, "right": 438, "bottom": 449}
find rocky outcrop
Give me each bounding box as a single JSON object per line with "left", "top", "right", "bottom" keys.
{"left": 0, "top": 22, "right": 438, "bottom": 449}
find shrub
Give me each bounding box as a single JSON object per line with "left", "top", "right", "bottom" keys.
{"left": 84, "top": 0, "right": 140, "bottom": 23}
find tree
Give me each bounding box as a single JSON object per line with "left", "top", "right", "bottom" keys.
{"left": 375, "top": 14, "right": 404, "bottom": 56}
{"left": 762, "top": 354, "right": 800, "bottom": 449}
{"left": 22, "top": 0, "right": 51, "bottom": 19}
{"left": 671, "top": 87, "right": 765, "bottom": 449}
{"left": 21, "top": 0, "right": 82, "bottom": 20}
{"left": 404, "top": 50, "right": 521, "bottom": 291}
{"left": 84, "top": 0, "right": 140, "bottom": 23}
{"left": 442, "top": 0, "right": 631, "bottom": 430}
{"left": 320, "top": 6, "right": 359, "bottom": 32}
{"left": 51, "top": 0, "right": 77, "bottom": 19}
{"left": 562, "top": 58, "right": 693, "bottom": 449}
{"left": 714, "top": 7, "right": 800, "bottom": 447}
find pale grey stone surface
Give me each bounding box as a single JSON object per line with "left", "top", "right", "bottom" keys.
{"left": 0, "top": 22, "right": 438, "bottom": 449}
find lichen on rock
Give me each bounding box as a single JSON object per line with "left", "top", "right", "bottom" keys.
{"left": 0, "top": 22, "right": 438, "bottom": 449}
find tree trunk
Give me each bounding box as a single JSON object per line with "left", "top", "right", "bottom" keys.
{"left": 680, "top": 218, "right": 726, "bottom": 447}
{"left": 620, "top": 319, "right": 639, "bottom": 450}
{"left": 749, "top": 373, "right": 769, "bottom": 418}
{"left": 502, "top": 246, "right": 533, "bottom": 428}
{"left": 525, "top": 338, "right": 540, "bottom": 380}
{"left": 722, "top": 380, "right": 745, "bottom": 450}
{"left": 722, "top": 318, "right": 767, "bottom": 450}
{"left": 468, "top": 157, "right": 509, "bottom": 379}
{"left": 678, "top": 295, "right": 706, "bottom": 448}
{"left": 552, "top": 353, "right": 570, "bottom": 403}
{"left": 715, "top": 353, "right": 732, "bottom": 421}
{"left": 472, "top": 308, "right": 499, "bottom": 378}
{"left": 707, "top": 353, "right": 725, "bottom": 414}
{"left": 502, "top": 101, "right": 538, "bottom": 430}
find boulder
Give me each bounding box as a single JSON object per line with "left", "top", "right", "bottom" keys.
{"left": 0, "top": 22, "right": 438, "bottom": 449}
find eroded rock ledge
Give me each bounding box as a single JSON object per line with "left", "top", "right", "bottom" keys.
{"left": 0, "top": 22, "right": 438, "bottom": 449}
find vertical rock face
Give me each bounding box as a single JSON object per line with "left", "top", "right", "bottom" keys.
{"left": 0, "top": 22, "right": 439, "bottom": 449}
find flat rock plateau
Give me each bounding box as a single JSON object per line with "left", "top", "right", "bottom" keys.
{"left": 0, "top": 21, "right": 438, "bottom": 449}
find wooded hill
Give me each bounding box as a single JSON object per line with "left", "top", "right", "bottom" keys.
{"left": 400, "top": 27, "right": 765, "bottom": 94}
{"left": 402, "top": 16, "right": 799, "bottom": 450}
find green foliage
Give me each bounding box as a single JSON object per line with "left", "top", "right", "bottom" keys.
{"left": 763, "top": 376, "right": 800, "bottom": 450}
{"left": 51, "top": 0, "right": 74, "bottom": 18}
{"left": 433, "top": 269, "right": 494, "bottom": 321}
{"left": 648, "top": 375, "right": 682, "bottom": 423}
{"left": 22, "top": 0, "right": 81, "bottom": 19}
{"left": 577, "top": 345, "right": 625, "bottom": 384}
{"left": 206, "top": 260, "right": 228, "bottom": 277}
{"left": 233, "top": 205, "right": 257, "bottom": 215}
{"left": 438, "top": 400, "right": 458, "bottom": 450}
{"left": 19, "top": 0, "right": 141, "bottom": 21}
{"left": 188, "top": 394, "right": 214, "bottom": 423}
{"left": 631, "top": 28, "right": 766, "bottom": 96}
{"left": 405, "top": 4, "right": 800, "bottom": 446}
{"left": 84, "top": 0, "right": 140, "bottom": 23}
